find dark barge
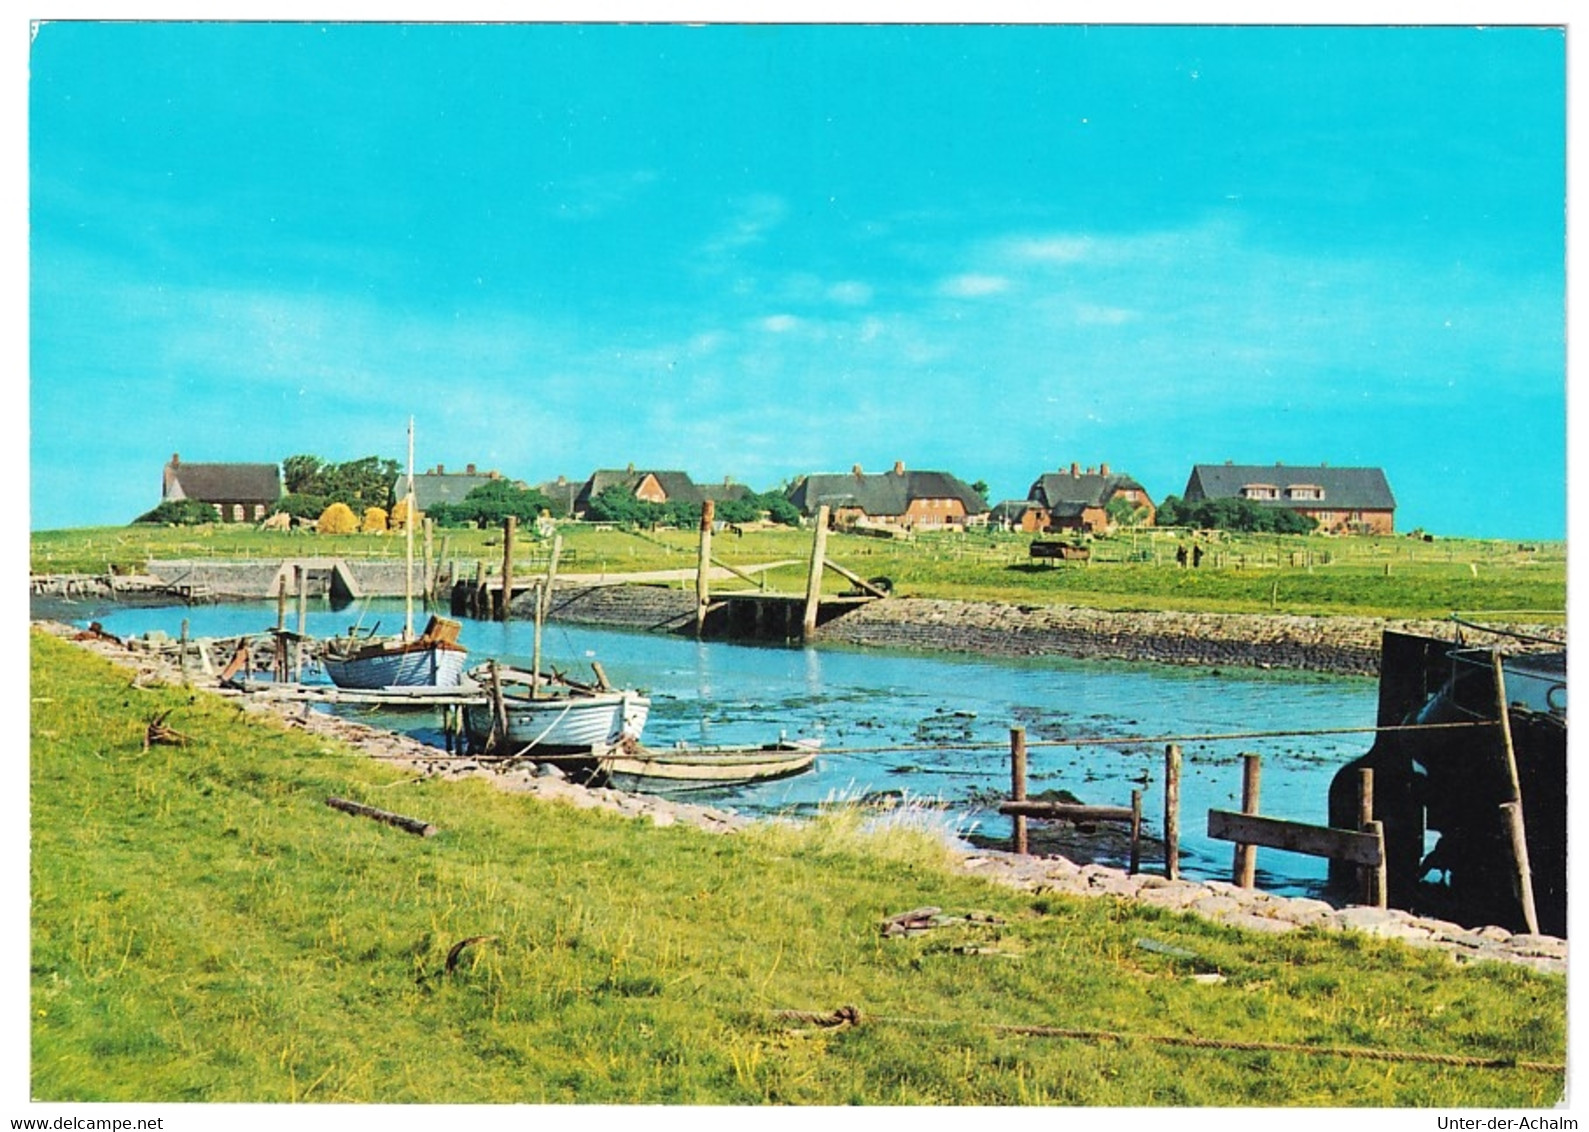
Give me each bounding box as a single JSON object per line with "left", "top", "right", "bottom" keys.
{"left": 1328, "top": 627, "right": 1566, "bottom": 937}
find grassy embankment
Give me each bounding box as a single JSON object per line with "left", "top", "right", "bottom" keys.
{"left": 31, "top": 630, "right": 1566, "bottom": 1105}
{"left": 32, "top": 523, "right": 1566, "bottom": 621}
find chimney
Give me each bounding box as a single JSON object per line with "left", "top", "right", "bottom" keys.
{"left": 557, "top": 475, "right": 567, "bottom": 486}
{"left": 1100, "top": 462, "right": 1110, "bottom": 477}
{"left": 1087, "top": 466, "right": 1096, "bottom": 475}
{"left": 1070, "top": 462, "right": 1079, "bottom": 476}
{"left": 627, "top": 462, "right": 636, "bottom": 473}
{"left": 724, "top": 475, "right": 732, "bottom": 486}
{"left": 171, "top": 453, "right": 180, "bottom": 468}
{"left": 436, "top": 463, "right": 445, "bottom": 475}
{"left": 466, "top": 463, "right": 477, "bottom": 475}
{"left": 893, "top": 460, "right": 905, "bottom": 476}
{"left": 852, "top": 463, "right": 864, "bottom": 477}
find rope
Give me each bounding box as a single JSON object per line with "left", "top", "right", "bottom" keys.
{"left": 771, "top": 1006, "right": 1564, "bottom": 1074}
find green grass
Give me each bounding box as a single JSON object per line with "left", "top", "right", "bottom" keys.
{"left": 32, "top": 523, "right": 1565, "bottom": 620}
{"left": 31, "top": 631, "right": 1566, "bottom": 1105}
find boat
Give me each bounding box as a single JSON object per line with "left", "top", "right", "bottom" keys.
{"left": 322, "top": 614, "right": 470, "bottom": 690}
{"left": 325, "top": 418, "right": 468, "bottom": 690}
{"left": 462, "top": 662, "right": 651, "bottom": 769}
{"left": 596, "top": 737, "right": 819, "bottom": 794}
{"left": 1326, "top": 622, "right": 1566, "bottom": 936}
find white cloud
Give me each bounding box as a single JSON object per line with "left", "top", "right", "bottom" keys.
{"left": 1009, "top": 235, "right": 1095, "bottom": 264}
{"left": 940, "top": 273, "right": 1010, "bottom": 298}
{"left": 760, "top": 314, "right": 800, "bottom": 333}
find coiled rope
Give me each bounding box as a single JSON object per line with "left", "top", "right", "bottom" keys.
{"left": 771, "top": 1006, "right": 1564, "bottom": 1074}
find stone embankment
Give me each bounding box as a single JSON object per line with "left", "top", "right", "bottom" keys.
{"left": 34, "top": 619, "right": 1565, "bottom": 976}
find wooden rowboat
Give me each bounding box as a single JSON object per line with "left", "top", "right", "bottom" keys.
{"left": 597, "top": 738, "right": 819, "bottom": 794}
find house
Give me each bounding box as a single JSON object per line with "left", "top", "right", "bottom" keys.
{"left": 1181, "top": 462, "right": 1396, "bottom": 534}
{"left": 787, "top": 461, "right": 988, "bottom": 531}
{"left": 398, "top": 464, "right": 521, "bottom": 512}
{"left": 1024, "top": 462, "right": 1156, "bottom": 533}
{"left": 161, "top": 453, "right": 281, "bottom": 522}
{"left": 536, "top": 475, "right": 583, "bottom": 517}
{"left": 988, "top": 499, "right": 1049, "bottom": 532}
{"left": 698, "top": 477, "right": 755, "bottom": 506}
{"left": 573, "top": 466, "right": 708, "bottom": 516}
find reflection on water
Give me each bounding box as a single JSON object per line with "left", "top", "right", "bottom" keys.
{"left": 64, "top": 599, "right": 1378, "bottom": 896}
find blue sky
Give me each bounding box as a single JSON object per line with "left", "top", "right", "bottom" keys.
{"left": 27, "top": 21, "right": 1567, "bottom": 538}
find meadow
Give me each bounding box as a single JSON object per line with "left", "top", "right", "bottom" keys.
{"left": 30, "top": 630, "right": 1566, "bottom": 1105}
{"left": 31, "top": 521, "right": 1567, "bottom": 621}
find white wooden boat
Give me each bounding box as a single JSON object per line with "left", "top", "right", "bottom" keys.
{"left": 598, "top": 737, "right": 819, "bottom": 794}
{"left": 463, "top": 663, "right": 651, "bottom": 757}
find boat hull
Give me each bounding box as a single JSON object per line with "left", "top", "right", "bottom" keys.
{"left": 324, "top": 643, "right": 469, "bottom": 690}
{"left": 599, "top": 741, "right": 818, "bottom": 794}
{"left": 464, "top": 690, "right": 651, "bottom": 756}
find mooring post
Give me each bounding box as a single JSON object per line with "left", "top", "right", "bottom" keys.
{"left": 1010, "top": 726, "right": 1028, "bottom": 856}
{"left": 1233, "top": 752, "right": 1261, "bottom": 888}
{"left": 1357, "top": 768, "right": 1377, "bottom": 906}
{"left": 295, "top": 565, "right": 308, "bottom": 682}
{"left": 696, "top": 499, "right": 715, "bottom": 638}
{"left": 1164, "top": 743, "right": 1181, "bottom": 880}
{"left": 1491, "top": 649, "right": 1540, "bottom": 935}
{"left": 802, "top": 505, "right": 830, "bottom": 643}
{"left": 1129, "top": 788, "right": 1143, "bottom": 875}
{"left": 472, "top": 561, "right": 486, "bottom": 618}
{"left": 500, "top": 516, "right": 516, "bottom": 622}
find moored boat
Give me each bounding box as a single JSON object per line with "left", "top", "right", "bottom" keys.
{"left": 322, "top": 615, "right": 470, "bottom": 690}
{"left": 462, "top": 662, "right": 651, "bottom": 763}
{"left": 597, "top": 737, "right": 819, "bottom": 794}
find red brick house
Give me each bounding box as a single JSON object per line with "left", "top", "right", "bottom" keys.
{"left": 1022, "top": 462, "right": 1156, "bottom": 533}
{"left": 1182, "top": 462, "right": 1396, "bottom": 534}
{"left": 161, "top": 454, "right": 281, "bottom": 522}
{"left": 787, "top": 462, "right": 988, "bottom": 530}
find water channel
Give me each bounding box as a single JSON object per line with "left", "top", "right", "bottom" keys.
{"left": 63, "top": 598, "right": 1380, "bottom": 899}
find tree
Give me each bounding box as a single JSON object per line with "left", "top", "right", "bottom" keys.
{"left": 971, "top": 480, "right": 991, "bottom": 506}
{"left": 281, "top": 453, "right": 400, "bottom": 511}
{"left": 1106, "top": 495, "right": 1150, "bottom": 529}
{"left": 282, "top": 454, "right": 327, "bottom": 495}
{"left": 585, "top": 485, "right": 667, "bottom": 527}
{"left": 427, "top": 480, "right": 557, "bottom": 529}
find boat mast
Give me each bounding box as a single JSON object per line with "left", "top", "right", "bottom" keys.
{"left": 404, "top": 416, "right": 416, "bottom": 641}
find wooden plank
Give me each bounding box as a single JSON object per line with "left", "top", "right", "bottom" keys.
{"left": 1207, "top": 809, "right": 1383, "bottom": 867}
{"left": 999, "top": 801, "right": 1135, "bottom": 823}
{"left": 819, "top": 555, "right": 890, "bottom": 598}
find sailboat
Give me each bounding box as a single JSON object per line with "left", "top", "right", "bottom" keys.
{"left": 323, "top": 419, "right": 469, "bottom": 690}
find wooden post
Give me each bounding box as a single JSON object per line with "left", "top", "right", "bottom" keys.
{"left": 1164, "top": 744, "right": 1181, "bottom": 880}
{"left": 1233, "top": 752, "right": 1261, "bottom": 888}
{"left": 179, "top": 618, "right": 191, "bottom": 685}
{"left": 472, "top": 560, "right": 486, "bottom": 618}
{"left": 1129, "top": 789, "right": 1143, "bottom": 875}
{"left": 295, "top": 565, "right": 308, "bottom": 682}
{"left": 802, "top": 505, "right": 830, "bottom": 642}
{"left": 500, "top": 516, "right": 516, "bottom": 622}
{"left": 1367, "top": 820, "right": 1388, "bottom": 908}
{"left": 1010, "top": 726, "right": 1028, "bottom": 856}
{"left": 696, "top": 499, "right": 715, "bottom": 638}
{"left": 487, "top": 660, "right": 508, "bottom": 754}
{"left": 436, "top": 535, "right": 451, "bottom": 600}
{"left": 1357, "top": 768, "right": 1377, "bottom": 906}
{"left": 276, "top": 573, "right": 287, "bottom": 633}
{"left": 1491, "top": 650, "right": 1539, "bottom": 934}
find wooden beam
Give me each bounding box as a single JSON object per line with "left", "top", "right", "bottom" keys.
{"left": 1010, "top": 726, "right": 1028, "bottom": 856}
{"left": 696, "top": 499, "right": 714, "bottom": 637}
{"left": 820, "top": 555, "right": 890, "bottom": 598}
{"left": 1207, "top": 809, "right": 1384, "bottom": 868}
{"left": 999, "top": 801, "right": 1135, "bottom": 823}
{"left": 802, "top": 505, "right": 829, "bottom": 642}
{"left": 325, "top": 796, "right": 437, "bottom": 838}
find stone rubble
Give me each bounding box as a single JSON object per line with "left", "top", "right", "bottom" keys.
{"left": 34, "top": 619, "right": 1564, "bottom": 977}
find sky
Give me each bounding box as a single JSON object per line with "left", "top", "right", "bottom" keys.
{"left": 26, "top": 20, "right": 1569, "bottom": 539}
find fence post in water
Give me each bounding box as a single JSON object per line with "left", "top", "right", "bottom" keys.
{"left": 802, "top": 505, "right": 830, "bottom": 643}
{"left": 1491, "top": 649, "right": 1540, "bottom": 935}
{"left": 1010, "top": 726, "right": 1028, "bottom": 856}
{"left": 696, "top": 499, "right": 715, "bottom": 638}
{"left": 1129, "top": 789, "right": 1143, "bottom": 875}
{"left": 1233, "top": 752, "right": 1261, "bottom": 888}
{"left": 295, "top": 565, "right": 308, "bottom": 682}
{"left": 500, "top": 516, "right": 517, "bottom": 622}
{"left": 1164, "top": 744, "right": 1181, "bottom": 880}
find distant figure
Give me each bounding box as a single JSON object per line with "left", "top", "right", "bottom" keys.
{"left": 1175, "top": 544, "right": 1188, "bottom": 568}
{"left": 1192, "top": 544, "right": 1204, "bottom": 568}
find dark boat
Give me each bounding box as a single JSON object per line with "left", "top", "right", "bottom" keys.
{"left": 1327, "top": 626, "right": 1566, "bottom": 936}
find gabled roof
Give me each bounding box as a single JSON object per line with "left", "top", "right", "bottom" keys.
{"left": 1184, "top": 464, "right": 1396, "bottom": 510}
{"left": 1030, "top": 470, "right": 1149, "bottom": 511}
{"left": 789, "top": 469, "right": 988, "bottom": 518}
{"left": 699, "top": 482, "right": 753, "bottom": 504}
{"left": 164, "top": 460, "right": 282, "bottom": 505}
{"left": 575, "top": 469, "right": 707, "bottom": 511}
{"left": 397, "top": 471, "right": 507, "bottom": 511}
